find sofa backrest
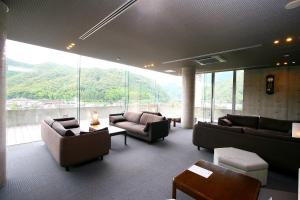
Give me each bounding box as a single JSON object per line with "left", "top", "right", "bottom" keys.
{"left": 123, "top": 112, "right": 143, "bottom": 123}
{"left": 259, "top": 117, "right": 294, "bottom": 133}
{"left": 139, "top": 113, "right": 164, "bottom": 125}
{"left": 142, "top": 111, "right": 162, "bottom": 116}
{"left": 227, "top": 114, "right": 259, "bottom": 129}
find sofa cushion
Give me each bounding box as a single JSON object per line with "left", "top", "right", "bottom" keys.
{"left": 44, "top": 117, "right": 55, "bottom": 127}
{"left": 109, "top": 115, "right": 126, "bottom": 124}
{"left": 123, "top": 112, "right": 142, "bottom": 123}
{"left": 53, "top": 117, "right": 75, "bottom": 122}
{"left": 219, "top": 118, "right": 232, "bottom": 126}
{"left": 198, "top": 121, "right": 243, "bottom": 133}
{"left": 139, "top": 113, "right": 164, "bottom": 125}
{"left": 142, "top": 111, "right": 162, "bottom": 116}
{"left": 59, "top": 119, "right": 79, "bottom": 129}
{"left": 227, "top": 114, "right": 259, "bottom": 129}
{"left": 51, "top": 121, "right": 75, "bottom": 136}
{"left": 114, "top": 121, "right": 137, "bottom": 129}
{"left": 259, "top": 117, "right": 293, "bottom": 133}
{"left": 243, "top": 127, "right": 291, "bottom": 137}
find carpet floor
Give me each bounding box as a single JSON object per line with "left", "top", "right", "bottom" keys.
{"left": 0, "top": 126, "right": 298, "bottom": 200}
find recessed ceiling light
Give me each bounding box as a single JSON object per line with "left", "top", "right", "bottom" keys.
{"left": 292, "top": 61, "right": 296, "bottom": 64}
{"left": 273, "top": 40, "right": 280, "bottom": 45}
{"left": 286, "top": 37, "right": 293, "bottom": 43}
{"left": 165, "top": 70, "right": 176, "bottom": 73}
{"left": 284, "top": 62, "right": 288, "bottom": 65}
{"left": 276, "top": 62, "right": 280, "bottom": 66}
{"left": 285, "top": 0, "right": 300, "bottom": 9}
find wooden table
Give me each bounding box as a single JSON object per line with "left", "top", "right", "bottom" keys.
{"left": 89, "top": 124, "right": 127, "bottom": 146}
{"left": 172, "top": 160, "right": 261, "bottom": 200}
{"left": 167, "top": 117, "right": 181, "bottom": 127}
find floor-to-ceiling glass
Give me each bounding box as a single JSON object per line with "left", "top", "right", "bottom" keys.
{"left": 235, "top": 70, "right": 244, "bottom": 113}
{"left": 213, "top": 71, "right": 234, "bottom": 122}
{"left": 195, "top": 73, "right": 212, "bottom": 122}
{"left": 79, "top": 56, "right": 127, "bottom": 124}
{"left": 6, "top": 40, "right": 79, "bottom": 145}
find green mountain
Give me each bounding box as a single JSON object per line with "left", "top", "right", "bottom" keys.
{"left": 6, "top": 59, "right": 172, "bottom": 104}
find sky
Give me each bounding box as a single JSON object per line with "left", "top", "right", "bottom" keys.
{"left": 5, "top": 40, "right": 181, "bottom": 85}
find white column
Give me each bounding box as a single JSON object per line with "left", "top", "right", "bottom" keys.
{"left": 181, "top": 66, "right": 196, "bottom": 129}
{"left": 0, "top": 0, "right": 8, "bottom": 189}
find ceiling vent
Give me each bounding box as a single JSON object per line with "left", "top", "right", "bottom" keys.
{"left": 79, "top": 0, "right": 137, "bottom": 40}
{"left": 194, "top": 56, "right": 226, "bottom": 66}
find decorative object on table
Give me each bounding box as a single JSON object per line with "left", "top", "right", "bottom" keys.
{"left": 90, "top": 111, "right": 100, "bottom": 125}
{"left": 266, "top": 75, "right": 275, "bottom": 95}
{"left": 292, "top": 123, "right": 300, "bottom": 138}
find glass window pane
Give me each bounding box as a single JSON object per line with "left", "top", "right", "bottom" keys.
{"left": 213, "top": 71, "right": 233, "bottom": 122}
{"left": 235, "top": 70, "right": 244, "bottom": 113}
{"left": 79, "top": 56, "right": 126, "bottom": 123}
{"left": 6, "top": 40, "right": 79, "bottom": 145}
{"left": 195, "top": 73, "right": 212, "bottom": 122}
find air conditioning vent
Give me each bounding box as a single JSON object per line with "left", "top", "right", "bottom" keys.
{"left": 194, "top": 56, "right": 226, "bottom": 66}
{"left": 79, "top": 0, "right": 137, "bottom": 40}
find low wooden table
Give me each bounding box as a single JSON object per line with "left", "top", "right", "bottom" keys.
{"left": 172, "top": 160, "right": 261, "bottom": 200}
{"left": 89, "top": 124, "right": 127, "bottom": 146}
{"left": 167, "top": 117, "right": 181, "bottom": 127}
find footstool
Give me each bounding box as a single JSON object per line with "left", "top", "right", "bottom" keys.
{"left": 214, "top": 147, "right": 268, "bottom": 186}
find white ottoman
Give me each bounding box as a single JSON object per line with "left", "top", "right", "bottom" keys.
{"left": 214, "top": 147, "right": 268, "bottom": 186}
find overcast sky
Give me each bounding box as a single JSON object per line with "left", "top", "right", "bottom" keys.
{"left": 5, "top": 40, "right": 181, "bottom": 85}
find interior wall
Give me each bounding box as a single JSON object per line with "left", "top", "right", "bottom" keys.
{"left": 0, "top": 0, "right": 8, "bottom": 188}
{"left": 243, "top": 66, "right": 300, "bottom": 120}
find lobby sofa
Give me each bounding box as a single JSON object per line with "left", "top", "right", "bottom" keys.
{"left": 41, "top": 117, "right": 110, "bottom": 171}
{"left": 193, "top": 114, "right": 300, "bottom": 174}
{"left": 109, "top": 111, "right": 169, "bottom": 143}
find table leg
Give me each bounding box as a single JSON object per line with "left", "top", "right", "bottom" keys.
{"left": 172, "top": 182, "right": 176, "bottom": 199}
{"left": 173, "top": 120, "right": 176, "bottom": 127}
{"left": 124, "top": 134, "right": 127, "bottom": 145}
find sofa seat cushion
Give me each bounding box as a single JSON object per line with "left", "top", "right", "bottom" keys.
{"left": 123, "top": 112, "right": 142, "bottom": 123}
{"left": 259, "top": 117, "right": 293, "bottom": 133}
{"left": 115, "top": 121, "right": 147, "bottom": 136}
{"left": 198, "top": 121, "right": 243, "bottom": 133}
{"left": 69, "top": 127, "right": 81, "bottom": 136}
{"left": 139, "top": 113, "right": 164, "bottom": 125}
{"left": 227, "top": 114, "right": 259, "bottom": 129}
{"left": 51, "top": 121, "right": 75, "bottom": 136}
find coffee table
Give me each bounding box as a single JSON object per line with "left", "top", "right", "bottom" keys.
{"left": 172, "top": 160, "right": 261, "bottom": 200}
{"left": 89, "top": 124, "right": 127, "bottom": 146}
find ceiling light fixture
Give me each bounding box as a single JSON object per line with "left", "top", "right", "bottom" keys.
{"left": 79, "top": 0, "right": 137, "bottom": 40}
{"left": 273, "top": 40, "right": 280, "bottom": 45}
{"left": 66, "top": 42, "right": 76, "bottom": 50}
{"left": 285, "top": 0, "right": 300, "bottom": 9}
{"left": 276, "top": 62, "right": 281, "bottom": 66}
{"left": 292, "top": 61, "right": 296, "bottom": 64}
{"left": 284, "top": 62, "right": 288, "bottom": 65}
{"left": 286, "top": 37, "right": 293, "bottom": 43}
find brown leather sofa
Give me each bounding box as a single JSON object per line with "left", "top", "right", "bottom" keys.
{"left": 193, "top": 114, "right": 300, "bottom": 174}
{"left": 109, "top": 111, "right": 169, "bottom": 143}
{"left": 41, "top": 117, "right": 110, "bottom": 171}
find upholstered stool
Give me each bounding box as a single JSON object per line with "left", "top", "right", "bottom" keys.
{"left": 214, "top": 147, "right": 268, "bottom": 186}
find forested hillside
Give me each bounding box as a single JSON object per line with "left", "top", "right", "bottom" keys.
{"left": 6, "top": 59, "right": 173, "bottom": 104}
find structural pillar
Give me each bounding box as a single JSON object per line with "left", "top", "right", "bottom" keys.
{"left": 181, "top": 66, "right": 196, "bottom": 129}
{"left": 0, "top": 0, "right": 8, "bottom": 189}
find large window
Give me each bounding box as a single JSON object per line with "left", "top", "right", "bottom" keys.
{"left": 195, "top": 73, "right": 212, "bottom": 122}
{"left": 213, "top": 71, "right": 234, "bottom": 121}
{"left": 196, "top": 70, "right": 244, "bottom": 123}
{"left": 5, "top": 40, "right": 182, "bottom": 145}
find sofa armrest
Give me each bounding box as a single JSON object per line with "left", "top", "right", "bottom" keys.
{"left": 60, "top": 130, "right": 110, "bottom": 166}
{"left": 109, "top": 113, "right": 125, "bottom": 124}
{"left": 148, "top": 120, "right": 169, "bottom": 142}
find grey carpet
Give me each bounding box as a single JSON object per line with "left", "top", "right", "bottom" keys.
{"left": 0, "top": 126, "right": 298, "bottom": 200}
